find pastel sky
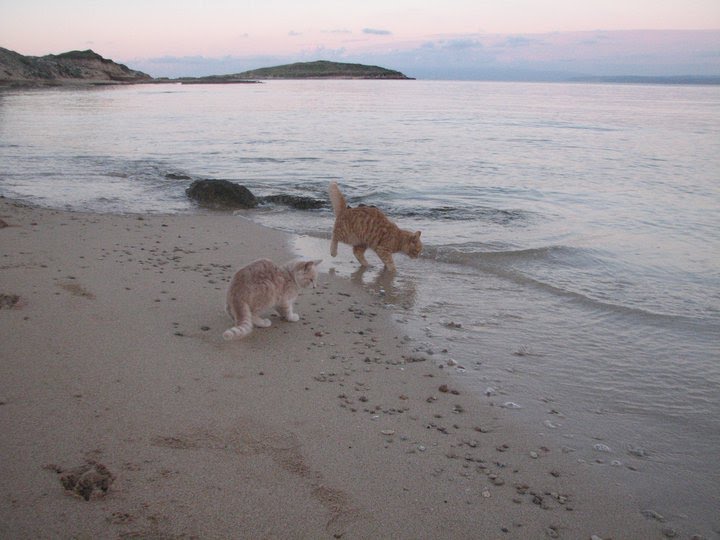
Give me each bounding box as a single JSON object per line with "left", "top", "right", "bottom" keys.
{"left": 2, "top": 0, "right": 719, "bottom": 79}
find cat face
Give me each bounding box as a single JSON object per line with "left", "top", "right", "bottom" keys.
{"left": 291, "top": 259, "right": 323, "bottom": 288}
{"left": 403, "top": 231, "right": 423, "bottom": 258}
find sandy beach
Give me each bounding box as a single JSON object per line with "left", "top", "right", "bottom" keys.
{"left": 0, "top": 197, "right": 669, "bottom": 539}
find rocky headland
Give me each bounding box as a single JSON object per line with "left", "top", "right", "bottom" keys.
{"left": 0, "top": 48, "right": 151, "bottom": 86}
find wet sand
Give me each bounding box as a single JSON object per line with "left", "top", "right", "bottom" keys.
{"left": 0, "top": 198, "right": 668, "bottom": 538}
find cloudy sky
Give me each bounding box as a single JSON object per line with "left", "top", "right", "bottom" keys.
{"left": 2, "top": 0, "right": 719, "bottom": 79}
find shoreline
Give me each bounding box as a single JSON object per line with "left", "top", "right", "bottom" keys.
{"left": 0, "top": 198, "right": 669, "bottom": 538}
{"left": 3, "top": 76, "right": 720, "bottom": 90}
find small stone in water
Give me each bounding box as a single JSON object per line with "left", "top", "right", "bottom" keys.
{"left": 381, "top": 430, "right": 395, "bottom": 436}
{"left": 482, "top": 490, "right": 491, "bottom": 498}
{"left": 484, "top": 387, "right": 496, "bottom": 396}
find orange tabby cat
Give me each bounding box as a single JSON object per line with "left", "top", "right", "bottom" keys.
{"left": 223, "top": 258, "right": 322, "bottom": 341}
{"left": 329, "top": 181, "right": 422, "bottom": 272}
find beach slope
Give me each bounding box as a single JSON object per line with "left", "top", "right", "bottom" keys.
{"left": 0, "top": 198, "right": 661, "bottom": 538}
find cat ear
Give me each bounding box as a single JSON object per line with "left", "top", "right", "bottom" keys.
{"left": 303, "top": 260, "right": 321, "bottom": 271}
{"left": 414, "top": 231, "right": 422, "bottom": 238}
{"left": 313, "top": 259, "right": 323, "bottom": 266}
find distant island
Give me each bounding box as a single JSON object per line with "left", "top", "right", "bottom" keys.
{"left": 164, "top": 60, "right": 413, "bottom": 84}
{"left": 0, "top": 49, "right": 412, "bottom": 86}
{"left": 222, "top": 60, "right": 412, "bottom": 80}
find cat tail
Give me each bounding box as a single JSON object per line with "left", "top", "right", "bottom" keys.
{"left": 329, "top": 181, "right": 347, "bottom": 217}
{"left": 223, "top": 302, "right": 253, "bottom": 341}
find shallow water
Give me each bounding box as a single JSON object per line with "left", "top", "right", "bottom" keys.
{"left": 1, "top": 81, "right": 719, "bottom": 535}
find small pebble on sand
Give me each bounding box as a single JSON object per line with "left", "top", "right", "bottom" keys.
{"left": 501, "top": 402, "right": 522, "bottom": 409}
{"left": 593, "top": 443, "right": 612, "bottom": 453}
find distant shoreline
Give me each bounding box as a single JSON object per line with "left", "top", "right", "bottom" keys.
{"left": 3, "top": 47, "right": 718, "bottom": 87}
{"left": 4, "top": 77, "right": 720, "bottom": 89}
{"left": 0, "top": 49, "right": 413, "bottom": 87}
{"left": 569, "top": 74, "right": 720, "bottom": 85}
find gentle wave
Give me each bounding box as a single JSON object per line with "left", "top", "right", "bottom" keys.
{"left": 390, "top": 205, "right": 529, "bottom": 224}
{"left": 422, "top": 243, "right": 718, "bottom": 327}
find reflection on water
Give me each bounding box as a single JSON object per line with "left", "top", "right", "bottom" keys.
{"left": 349, "top": 266, "right": 418, "bottom": 309}
{"left": 295, "top": 234, "right": 418, "bottom": 310}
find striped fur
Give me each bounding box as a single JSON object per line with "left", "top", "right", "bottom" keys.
{"left": 329, "top": 181, "right": 422, "bottom": 272}
{"left": 223, "top": 258, "right": 322, "bottom": 341}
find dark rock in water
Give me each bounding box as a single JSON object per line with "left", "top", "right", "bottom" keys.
{"left": 166, "top": 172, "right": 191, "bottom": 180}
{"left": 186, "top": 179, "right": 258, "bottom": 209}
{"left": 259, "top": 194, "right": 326, "bottom": 210}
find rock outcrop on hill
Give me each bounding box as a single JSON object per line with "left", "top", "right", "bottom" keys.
{"left": 0, "top": 48, "right": 152, "bottom": 86}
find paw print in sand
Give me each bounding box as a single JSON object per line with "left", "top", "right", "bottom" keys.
{"left": 47, "top": 460, "right": 115, "bottom": 500}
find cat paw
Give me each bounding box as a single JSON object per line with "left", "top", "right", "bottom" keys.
{"left": 287, "top": 313, "right": 300, "bottom": 322}
{"left": 254, "top": 318, "right": 272, "bottom": 328}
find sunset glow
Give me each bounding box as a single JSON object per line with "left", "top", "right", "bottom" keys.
{"left": 2, "top": 0, "right": 719, "bottom": 78}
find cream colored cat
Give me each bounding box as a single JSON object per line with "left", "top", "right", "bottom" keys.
{"left": 223, "top": 258, "right": 322, "bottom": 341}
{"left": 329, "top": 181, "right": 422, "bottom": 272}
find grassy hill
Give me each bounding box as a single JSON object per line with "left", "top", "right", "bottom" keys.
{"left": 232, "top": 60, "right": 412, "bottom": 80}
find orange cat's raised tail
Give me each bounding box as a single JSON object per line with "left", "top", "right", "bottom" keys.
{"left": 329, "top": 180, "right": 347, "bottom": 218}
{"left": 328, "top": 181, "right": 422, "bottom": 272}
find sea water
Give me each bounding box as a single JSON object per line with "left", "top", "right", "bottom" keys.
{"left": 1, "top": 81, "right": 719, "bottom": 534}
